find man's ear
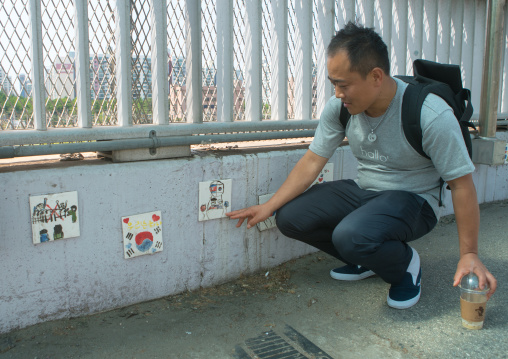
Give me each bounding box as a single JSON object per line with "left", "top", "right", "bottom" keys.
{"left": 370, "top": 67, "right": 384, "bottom": 86}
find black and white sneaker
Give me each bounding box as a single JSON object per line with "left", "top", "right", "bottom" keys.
{"left": 387, "top": 248, "right": 421, "bottom": 309}
{"left": 330, "top": 264, "right": 376, "bottom": 281}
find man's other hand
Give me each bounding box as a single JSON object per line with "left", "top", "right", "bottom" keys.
{"left": 453, "top": 253, "right": 497, "bottom": 300}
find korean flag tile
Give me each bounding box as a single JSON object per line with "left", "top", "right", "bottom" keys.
{"left": 122, "top": 211, "right": 163, "bottom": 259}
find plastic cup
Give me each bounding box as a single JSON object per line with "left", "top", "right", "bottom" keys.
{"left": 459, "top": 273, "right": 489, "bottom": 330}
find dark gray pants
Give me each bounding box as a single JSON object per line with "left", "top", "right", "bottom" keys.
{"left": 275, "top": 179, "right": 437, "bottom": 284}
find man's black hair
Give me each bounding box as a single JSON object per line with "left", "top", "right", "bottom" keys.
{"left": 327, "top": 21, "right": 390, "bottom": 78}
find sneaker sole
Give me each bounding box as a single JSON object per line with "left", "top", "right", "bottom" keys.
{"left": 330, "top": 269, "right": 376, "bottom": 281}
{"left": 387, "top": 290, "right": 421, "bottom": 309}
{"left": 387, "top": 248, "right": 421, "bottom": 309}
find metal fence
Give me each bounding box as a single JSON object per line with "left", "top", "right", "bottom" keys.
{"left": 0, "top": 0, "right": 506, "bottom": 157}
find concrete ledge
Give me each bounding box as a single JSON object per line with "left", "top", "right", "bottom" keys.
{"left": 1, "top": 135, "right": 508, "bottom": 334}
{"left": 98, "top": 145, "right": 191, "bottom": 162}
{"left": 472, "top": 137, "right": 507, "bottom": 165}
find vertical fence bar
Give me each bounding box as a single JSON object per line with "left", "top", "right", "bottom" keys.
{"left": 357, "top": 0, "right": 374, "bottom": 27}
{"left": 294, "top": 0, "right": 312, "bottom": 120}
{"left": 500, "top": 9, "right": 508, "bottom": 113}
{"left": 449, "top": 0, "right": 464, "bottom": 66}
{"left": 479, "top": 0, "right": 506, "bottom": 138}
{"left": 436, "top": 0, "right": 451, "bottom": 64}
{"left": 391, "top": 0, "right": 407, "bottom": 75}
{"left": 185, "top": 0, "right": 202, "bottom": 123}
{"left": 315, "top": 0, "right": 334, "bottom": 117}
{"left": 244, "top": 0, "right": 262, "bottom": 122}
{"left": 115, "top": 0, "right": 133, "bottom": 127}
{"left": 421, "top": 0, "right": 437, "bottom": 61}
{"left": 375, "top": 0, "right": 392, "bottom": 67}
{"left": 270, "top": 0, "right": 288, "bottom": 121}
{"left": 75, "top": 0, "right": 92, "bottom": 128}
{"left": 407, "top": 0, "right": 423, "bottom": 74}
{"left": 151, "top": 0, "right": 169, "bottom": 125}
{"left": 335, "top": 0, "right": 355, "bottom": 29}
{"left": 216, "top": 0, "right": 233, "bottom": 122}
{"left": 461, "top": 0, "right": 476, "bottom": 91}
{"left": 471, "top": 1, "right": 487, "bottom": 109}
{"left": 29, "top": 0, "right": 46, "bottom": 130}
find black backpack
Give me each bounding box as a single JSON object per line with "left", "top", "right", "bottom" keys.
{"left": 338, "top": 59, "right": 476, "bottom": 205}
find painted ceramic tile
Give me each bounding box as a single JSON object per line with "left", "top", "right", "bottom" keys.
{"left": 256, "top": 193, "right": 277, "bottom": 231}
{"left": 122, "top": 211, "right": 163, "bottom": 259}
{"left": 198, "top": 179, "right": 232, "bottom": 221}
{"left": 312, "top": 162, "right": 334, "bottom": 185}
{"left": 30, "top": 191, "right": 80, "bottom": 244}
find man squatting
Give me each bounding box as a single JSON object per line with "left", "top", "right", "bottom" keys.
{"left": 227, "top": 22, "right": 497, "bottom": 309}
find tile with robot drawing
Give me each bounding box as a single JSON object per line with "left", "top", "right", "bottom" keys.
{"left": 198, "top": 179, "right": 232, "bottom": 221}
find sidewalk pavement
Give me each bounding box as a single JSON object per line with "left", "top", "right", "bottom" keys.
{"left": 1, "top": 200, "right": 507, "bottom": 359}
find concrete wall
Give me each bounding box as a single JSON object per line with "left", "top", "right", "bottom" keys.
{"left": 1, "top": 136, "right": 508, "bottom": 334}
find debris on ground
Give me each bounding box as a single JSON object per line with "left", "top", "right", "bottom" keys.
{"left": 59, "top": 153, "right": 84, "bottom": 161}
{"left": 165, "top": 262, "right": 297, "bottom": 311}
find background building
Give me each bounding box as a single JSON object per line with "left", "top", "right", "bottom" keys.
{"left": 19, "top": 73, "right": 32, "bottom": 98}
{"left": 0, "top": 67, "right": 13, "bottom": 94}
{"left": 46, "top": 55, "right": 75, "bottom": 100}
{"left": 91, "top": 54, "right": 113, "bottom": 100}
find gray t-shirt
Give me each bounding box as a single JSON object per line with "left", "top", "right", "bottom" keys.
{"left": 309, "top": 77, "right": 475, "bottom": 219}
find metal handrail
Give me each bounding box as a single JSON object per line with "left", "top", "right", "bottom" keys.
{"left": 0, "top": 128, "right": 317, "bottom": 158}
{"left": 0, "top": 120, "right": 318, "bottom": 146}
{"left": 0, "top": 119, "right": 319, "bottom": 158}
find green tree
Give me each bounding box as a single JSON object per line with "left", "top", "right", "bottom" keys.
{"left": 46, "top": 98, "right": 55, "bottom": 114}
{"left": 144, "top": 98, "right": 152, "bottom": 113}
{"left": 5, "top": 95, "right": 18, "bottom": 115}
{"left": 55, "top": 97, "right": 66, "bottom": 114}
{"left": 0, "top": 91, "right": 6, "bottom": 108}
{"left": 102, "top": 98, "right": 112, "bottom": 112}
{"left": 92, "top": 99, "right": 104, "bottom": 114}
{"left": 15, "top": 96, "right": 26, "bottom": 113}
{"left": 65, "top": 98, "right": 76, "bottom": 114}
{"left": 25, "top": 98, "right": 33, "bottom": 114}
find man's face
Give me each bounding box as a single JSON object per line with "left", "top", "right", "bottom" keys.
{"left": 327, "top": 50, "right": 380, "bottom": 116}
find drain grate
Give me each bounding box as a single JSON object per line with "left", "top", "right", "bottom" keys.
{"left": 234, "top": 324, "right": 333, "bottom": 359}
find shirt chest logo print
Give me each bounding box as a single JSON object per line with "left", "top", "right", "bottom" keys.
{"left": 360, "top": 146, "right": 389, "bottom": 162}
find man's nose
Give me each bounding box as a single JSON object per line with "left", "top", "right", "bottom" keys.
{"left": 335, "top": 86, "right": 344, "bottom": 99}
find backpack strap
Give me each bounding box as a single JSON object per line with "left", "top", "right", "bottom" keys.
{"left": 339, "top": 101, "right": 351, "bottom": 129}
{"left": 399, "top": 78, "right": 475, "bottom": 159}
{"left": 455, "top": 88, "right": 475, "bottom": 158}
{"left": 400, "top": 77, "right": 475, "bottom": 207}
{"left": 399, "top": 79, "right": 430, "bottom": 159}
{"left": 399, "top": 78, "right": 447, "bottom": 206}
